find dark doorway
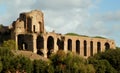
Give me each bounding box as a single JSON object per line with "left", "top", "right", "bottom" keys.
{"left": 18, "top": 34, "right": 24, "bottom": 50}
{"left": 90, "top": 41, "right": 93, "bottom": 56}
{"left": 97, "top": 42, "right": 101, "bottom": 53}
{"left": 105, "top": 42, "right": 110, "bottom": 50}
{"left": 76, "top": 40, "right": 80, "bottom": 54}
{"left": 68, "top": 39, "right": 72, "bottom": 51}
{"left": 57, "top": 38, "right": 64, "bottom": 50}
{"left": 18, "top": 34, "right": 33, "bottom": 51}
{"left": 37, "top": 36, "right": 44, "bottom": 49}
{"left": 84, "top": 40, "right": 87, "bottom": 56}
{"left": 47, "top": 36, "right": 54, "bottom": 57}
{"left": 37, "top": 36, "right": 44, "bottom": 56}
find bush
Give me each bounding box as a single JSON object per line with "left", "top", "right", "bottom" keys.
{"left": 0, "top": 61, "right": 2, "bottom": 72}
{"left": 50, "top": 50, "right": 95, "bottom": 73}
{"left": 88, "top": 49, "right": 119, "bottom": 73}
{"left": 1, "top": 40, "right": 16, "bottom": 50}
{"left": 0, "top": 47, "right": 14, "bottom": 57}
{"left": 11, "top": 55, "right": 33, "bottom": 73}
{"left": 33, "top": 60, "right": 54, "bottom": 73}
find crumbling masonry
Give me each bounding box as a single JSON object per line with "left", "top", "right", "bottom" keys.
{"left": 10, "top": 10, "right": 116, "bottom": 58}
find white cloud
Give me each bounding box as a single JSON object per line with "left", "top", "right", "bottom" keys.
{"left": 1, "top": 0, "right": 120, "bottom": 46}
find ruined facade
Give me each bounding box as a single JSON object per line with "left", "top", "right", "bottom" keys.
{"left": 10, "top": 10, "right": 116, "bottom": 58}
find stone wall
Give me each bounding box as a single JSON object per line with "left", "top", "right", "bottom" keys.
{"left": 10, "top": 10, "right": 116, "bottom": 58}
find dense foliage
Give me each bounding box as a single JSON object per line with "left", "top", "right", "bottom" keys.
{"left": 1, "top": 40, "right": 16, "bottom": 50}
{"left": 50, "top": 50, "right": 95, "bottom": 73}
{"left": 88, "top": 48, "right": 120, "bottom": 73}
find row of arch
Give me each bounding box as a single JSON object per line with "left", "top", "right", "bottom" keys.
{"left": 68, "top": 39, "right": 110, "bottom": 56}
{"left": 36, "top": 36, "right": 54, "bottom": 57}
{"left": 36, "top": 36, "right": 110, "bottom": 57}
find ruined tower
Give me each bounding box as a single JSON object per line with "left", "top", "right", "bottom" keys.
{"left": 12, "top": 10, "right": 45, "bottom": 35}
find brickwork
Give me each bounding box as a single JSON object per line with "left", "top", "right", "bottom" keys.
{"left": 10, "top": 10, "right": 116, "bottom": 58}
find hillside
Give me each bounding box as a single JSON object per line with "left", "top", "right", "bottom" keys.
{"left": 12, "top": 50, "right": 48, "bottom": 61}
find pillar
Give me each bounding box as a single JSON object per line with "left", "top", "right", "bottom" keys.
{"left": 87, "top": 40, "right": 90, "bottom": 57}
{"left": 43, "top": 36, "right": 47, "bottom": 58}
{"left": 54, "top": 38, "right": 58, "bottom": 53}
{"left": 15, "top": 34, "right": 18, "bottom": 50}
{"left": 64, "top": 38, "right": 67, "bottom": 53}
{"left": 93, "top": 41, "right": 97, "bottom": 55}
{"left": 33, "top": 34, "right": 37, "bottom": 53}
{"left": 72, "top": 40, "right": 76, "bottom": 53}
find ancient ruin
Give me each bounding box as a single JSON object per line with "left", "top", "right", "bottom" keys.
{"left": 8, "top": 10, "right": 116, "bottom": 58}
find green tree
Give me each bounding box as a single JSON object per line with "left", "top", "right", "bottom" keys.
{"left": 0, "top": 47, "right": 14, "bottom": 72}
{"left": 89, "top": 58, "right": 116, "bottom": 73}
{"left": 33, "top": 60, "right": 54, "bottom": 73}
{"left": 0, "top": 61, "right": 2, "bottom": 73}
{"left": 10, "top": 55, "right": 33, "bottom": 73}
{"left": 88, "top": 49, "right": 119, "bottom": 73}
{"left": 1, "top": 40, "right": 16, "bottom": 50}
{"left": 0, "top": 47, "right": 14, "bottom": 57}
{"left": 0, "top": 24, "right": 3, "bottom": 29}
{"left": 50, "top": 50, "right": 95, "bottom": 73}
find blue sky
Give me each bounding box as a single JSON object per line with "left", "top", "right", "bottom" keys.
{"left": 0, "top": 0, "right": 120, "bottom": 47}
{"left": 98, "top": 0, "right": 120, "bottom": 12}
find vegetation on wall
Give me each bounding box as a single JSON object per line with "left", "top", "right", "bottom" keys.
{"left": 65, "top": 33, "right": 107, "bottom": 39}
{"left": 65, "top": 33, "right": 89, "bottom": 37}
{"left": 92, "top": 36, "right": 107, "bottom": 39}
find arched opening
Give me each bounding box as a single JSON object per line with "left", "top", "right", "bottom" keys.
{"left": 68, "top": 39, "right": 72, "bottom": 51}
{"left": 27, "top": 17, "right": 32, "bottom": 32}
{"left": 37, "top": 36, "right": 44, "bottom": 49}
{"left": 97, "top": 42, "right": 101, "bottom": 53}
{"left": 84, "top": 40, "right": 87, "bottom": 56}
{"left": 37, "top": 36, "right": 44, "bottom": 56}
{"left": 105, "top": 42, "right": 110, "bottom": 50}
{"left": 18, "top": 34, "right": 33, "bottom": 51}
{"left": 47, "top": 36, "right": 54, "bottom": 57}
{"left": 57, "top": 38, "right": 64, "bottom": 50}
{"left": 90, "top": 41, "right": 93, "bottom": 56}
{"left": 39, "top": 21, "right": 43, "bottom": 33}
{"left": 18, "top": 34, "right": 24, "bottom": 50}
{"left": 76, "top": 40, "right": 80, "bottom": 54}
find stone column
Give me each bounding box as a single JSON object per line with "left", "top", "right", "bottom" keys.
{"left": 15, "top": 34, "right": 18, "bottom": 50}
{"left": 87, "top": 40, "right": 90, "bottom": 57}
{"left": 101, "top": 42, "right": 104, "bottom": 52}
{"left": 43, "top": 36, "right": 47, "bottom": 58}
{"left": 72, "top": 40, "right": 76, "bottom": 53}
{"left": 33, "top": 34, "right": 37, "bottom": 53}
{"left": 93, "top": 41, "right": 97, "bottom": 55}
{"left": 64, "top": 38, "right": 67, "bottom": 53}
{"left": 54, "top": 38, "right": 58, "bottom": 53}
{"left": 80, "top": 40, "right": 84, "bottom": 57}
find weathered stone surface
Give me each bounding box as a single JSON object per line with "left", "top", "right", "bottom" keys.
{"left": 9, "top": 10, "right": 116, "bottom": 58}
